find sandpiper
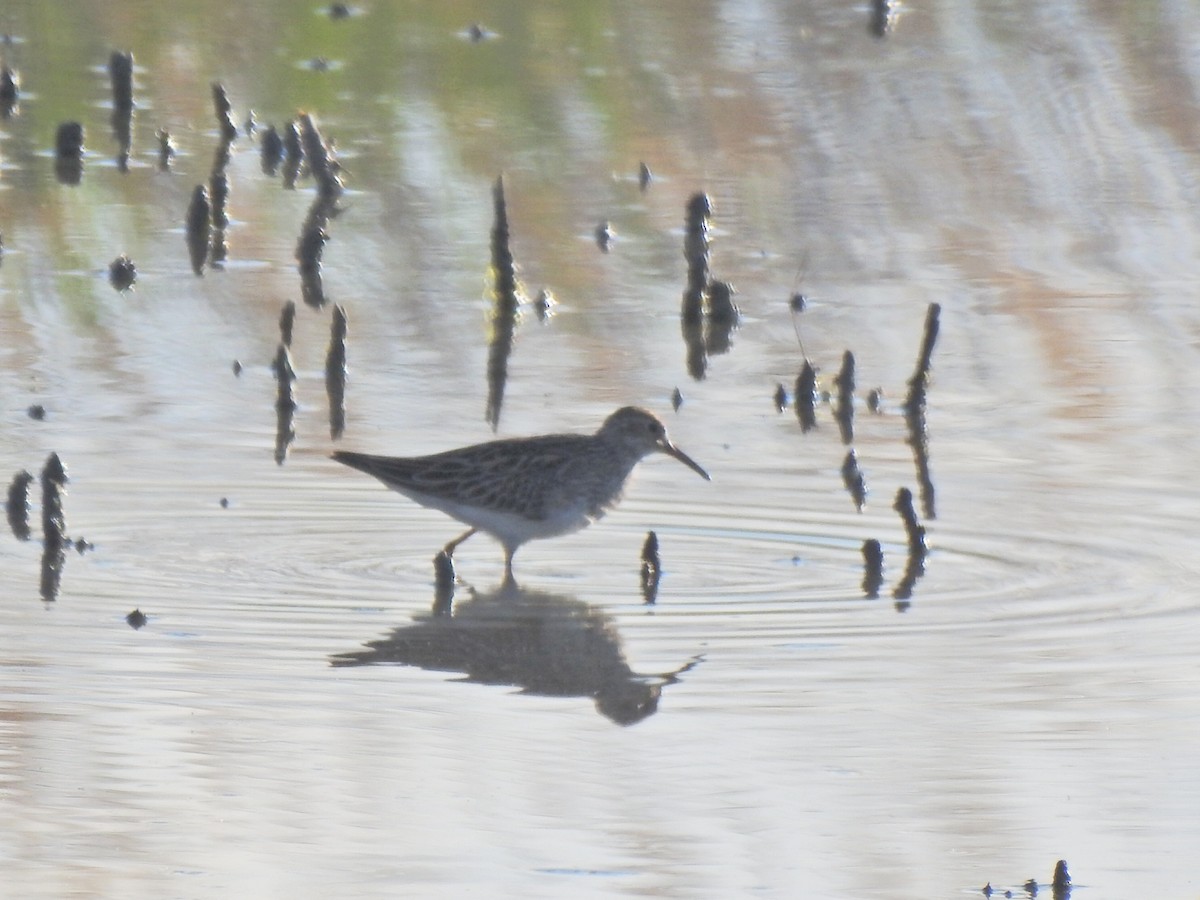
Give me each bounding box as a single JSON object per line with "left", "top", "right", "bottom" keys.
{"left": 333, "top": 406, "right": 710, "bottom": 578}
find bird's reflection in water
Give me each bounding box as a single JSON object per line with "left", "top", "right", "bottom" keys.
{"left": 331, "top": 580, "right": 700, "bottom": 726}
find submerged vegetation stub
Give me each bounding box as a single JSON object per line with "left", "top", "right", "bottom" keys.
{"left": 54, "top": 122, "right": 85, "bottom": 185}
{"left": 186, "top": 184, "right": 212, "bottom": 276}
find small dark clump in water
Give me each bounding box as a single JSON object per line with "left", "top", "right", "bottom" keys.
{"left": 126, "top": 609, "right": 148, "bottom": 629}
{"left": 260, "top": 124, "right": 284, "bottom": 176}
{"left": 595, "top": 220, "right": 614, "bottom": 253}
{"left": 773, "top": 383, "right": 788, "bottom": 412}
{"left": 108, "top": 255, "right": 137, "bottom": 292}
{"left": 155, "top": 128, "right": 175, "bottom": 171}
{"left": 533, "top": 288, "right": 556, "bottom": 322}
{"left": 232, "top": 360, "right": 242, "bottom": 376}
{"left": 220, "top": 497, "right": 230, "bottom": 509}
{"left": 638, "top": 161, "right": 652, "bottom": 191}
{"left": 27, "top": 404, "right": 46, "bottom": 420}
{"left": 671, "top": 388, "right": 683, "bottom": 411}
{"left": 329, "top": 3, "right": 352, "bottom": 20}
{"left": 1051, "top": 860, "right": 1071, "bottom": 899}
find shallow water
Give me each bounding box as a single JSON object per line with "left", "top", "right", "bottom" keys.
{"left": 2, "top": 0, "right": 1199, "bottom": 897}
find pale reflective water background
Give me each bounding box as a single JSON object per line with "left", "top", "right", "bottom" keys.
{"left": 1, "top": 1, "right": 1198, "bottom": 897}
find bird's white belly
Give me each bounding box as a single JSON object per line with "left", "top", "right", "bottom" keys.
{"left": 398, "top": 487, "right": 597, "bottom": 547}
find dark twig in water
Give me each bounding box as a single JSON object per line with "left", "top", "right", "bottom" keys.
{"left": 272, "top": 344, "right": 297, "bottom": 465}
{"left": 891, "top": 487, "right": 928, "bottom": 606}
{"left": 681, "top": 193, "right": 712, "bottom": 379}
{"left": 282, "top": 119, "right": 304, "bottom": 188}
{"left": 108, "top": 50, "right": 134, "bottom": 172}
{"left": 904, "top": 303, "right": 940, "bottom": 519}
{"left": 485, "top": 175, "right": 522, "bottom": 431}
{"left": 6, "top": 470, "right": 33, "bottom": 541}
{"left": 40, "top": 453, "right": 68, "bottom": 602}
{"left": 794, "top": 360, "right": 818, "bottom": 432}
{"left": 279, "top": 300, "right": 296, "bottom": 347}
{"left": 208, "top": 137, "right": 233, "bottom": 267}
{"left": 833, "top": 349, "right": 855, "bottom": 445}
{"left": 841, "top": 450, "right": 867, "bottom": 512}
{"left": 861, "top": 538, "right": 883, "bottom": 598}
{"left": 640, "top": 531, "right": 661, "bottom": 604}
{"left": 325, "top": 304, "right": 348, "bottom": 440}
{"left": 211, "top": 82, "right": 238, "bottom": 142}
{"left": 54, "top": 122, "right": 85, "bottom": 185}
{"left": 294, "top": 113, "right": 344, "bottom": 309}
{"left": 185, "top": 185, "right": 211, "bottom": 276}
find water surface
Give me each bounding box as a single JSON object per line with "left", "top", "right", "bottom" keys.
{"left": 1, "top": 1, "right": 1198, "bottom": 897}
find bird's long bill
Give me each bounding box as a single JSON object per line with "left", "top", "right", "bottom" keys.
{"left": 661, "top": 441, "right": 711, "bottom": 481}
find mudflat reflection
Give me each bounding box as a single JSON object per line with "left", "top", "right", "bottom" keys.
{"left": 332, "top": 581, "right": 700, "bottom": 726}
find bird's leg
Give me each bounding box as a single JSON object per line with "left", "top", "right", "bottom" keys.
{"left": 443, "top": 527, "right": 477, "bottom": 558}
{"left": 502, "top": 547, "right": 517, "bottom": 587}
